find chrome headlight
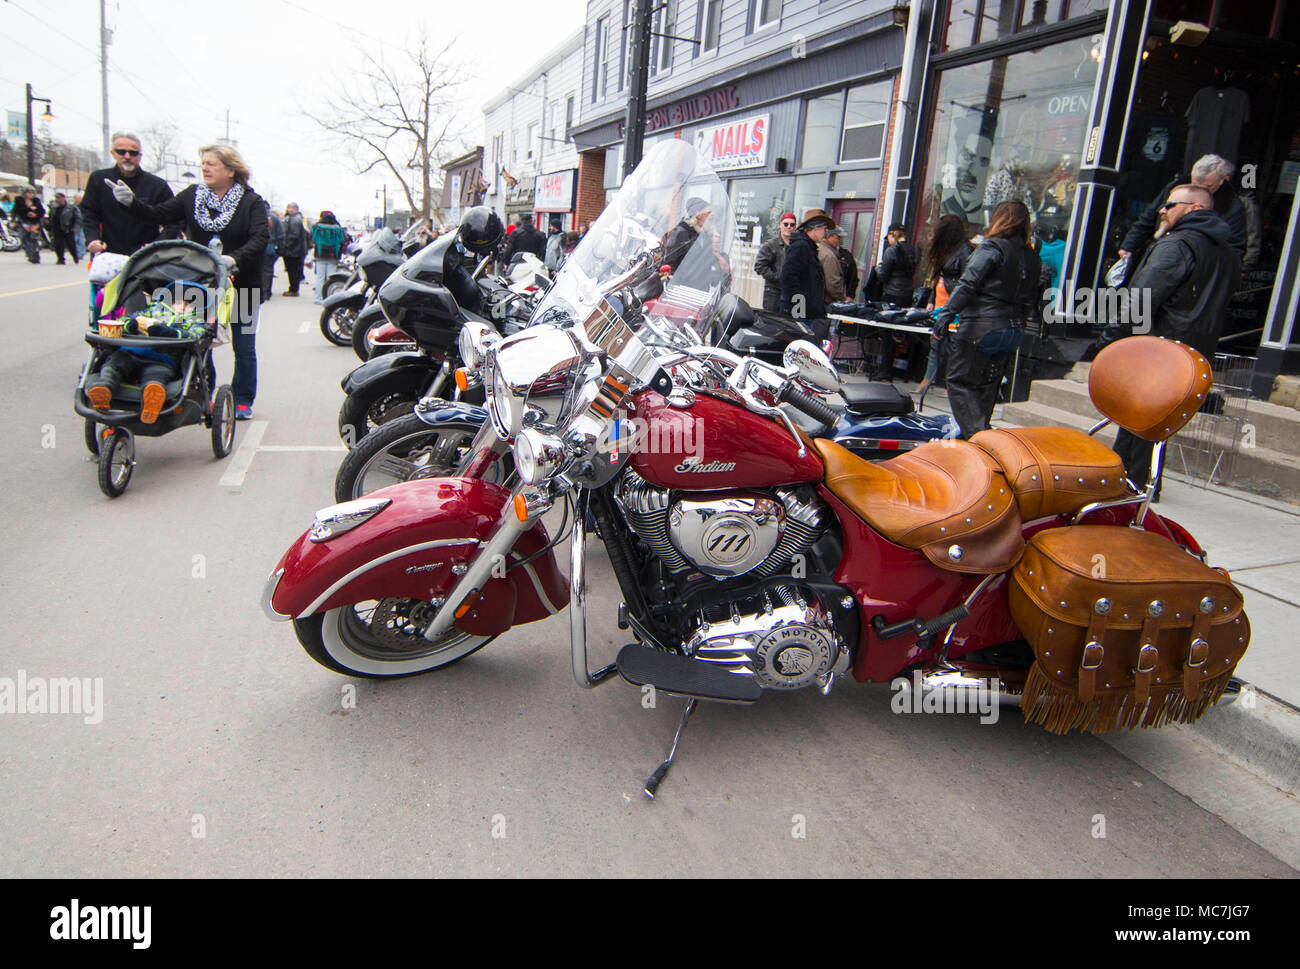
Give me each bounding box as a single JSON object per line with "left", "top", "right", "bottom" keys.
{"left": 458, "top": 321, "right": 498, "bottom": 371}
{"left": 514, "top": 428, "right": 567, "bottom": 485}
{"left": 487, "top": 325, "right": 584, "bottom": 440}
{"left": 309, "top": 497, "right": 392, "bottom": 543}
{"left": 488, "top": 353, "right": 515, "bottom": 439}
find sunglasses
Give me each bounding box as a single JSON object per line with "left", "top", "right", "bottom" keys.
{"left": 1159, "top": 199, "right": 1191, "bottom": 212}
{"left": 114, "top": 148, "right": 141, "bottom": 158}
{"left": 780, "top": 221, "right": 796, "bottom": 227}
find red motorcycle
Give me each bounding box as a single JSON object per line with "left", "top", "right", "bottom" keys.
{"left": 264, "top": 143, "right": 1249, "bottom": 796}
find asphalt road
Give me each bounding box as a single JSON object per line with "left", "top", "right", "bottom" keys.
{"left": 0, "top": 254, "right": 1294, "bottom": 878}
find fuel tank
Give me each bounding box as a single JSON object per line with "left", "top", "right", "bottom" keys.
{"left": 627, "top": 389, "right": 824, "bottom": 490}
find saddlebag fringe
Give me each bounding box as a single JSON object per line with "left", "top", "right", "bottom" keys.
{"left": 1020, "top": 662, "right": 1237, "bottom": 734}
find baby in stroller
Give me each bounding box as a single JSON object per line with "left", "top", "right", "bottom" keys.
{"left": 85, "top": 281, "right": 210, "bottom": 423}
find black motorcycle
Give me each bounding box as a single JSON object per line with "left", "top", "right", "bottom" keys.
{"left": 319, "top": 222, "right": 426, "bottom": 348}
{"left": 337, "top": 209, "right": 531, "bottom": 447}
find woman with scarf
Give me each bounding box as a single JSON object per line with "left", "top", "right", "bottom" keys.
{"left": 110, "top": 144, "right": 269, "bottom": 420}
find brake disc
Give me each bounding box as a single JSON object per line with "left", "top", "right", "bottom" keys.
{"left": 369, "top": 598, "right": 442, "bottom": 651}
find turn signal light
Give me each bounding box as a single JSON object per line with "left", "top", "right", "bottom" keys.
{"left": 455, "top": 368, "right": 469, "bottom": 392}
{"left": 514, "top": 494, "right": 529, "bottom": 521}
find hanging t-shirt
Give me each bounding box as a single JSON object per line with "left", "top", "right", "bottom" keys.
{"left": 1184, "top": 86, "right": 1250, "bottom": 169}
{"left": 1039, "top": 238, "right": 1066, "bottom": 289}
{"left": 1125, "top": 111, "right": 1185, "bottom": 206}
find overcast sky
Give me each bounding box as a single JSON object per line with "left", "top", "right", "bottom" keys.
{"left": 2, "top": 0, "right": 589, "bottom": 225}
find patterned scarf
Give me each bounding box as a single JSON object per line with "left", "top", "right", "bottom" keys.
{"left": 193, "top": 182, "right": 245, "bottom": 233}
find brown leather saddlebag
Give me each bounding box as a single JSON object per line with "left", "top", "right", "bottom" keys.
{"left": 1008, "top": 526, "right": 1249, "bottom": 734}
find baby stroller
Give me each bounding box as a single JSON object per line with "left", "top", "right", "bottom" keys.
{"left": 74, "top": 240, "right": 238, "bottom": 497}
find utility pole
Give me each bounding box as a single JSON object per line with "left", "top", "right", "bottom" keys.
{"left": 621, "top": 0, "right": 653, "bottom": 179}
{"left": 100, "top": 0, "right": 111, "bottom": 160}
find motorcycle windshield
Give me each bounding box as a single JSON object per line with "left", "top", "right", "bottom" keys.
{"left": 531, "top": 139, "right": 738, "bottom": 334}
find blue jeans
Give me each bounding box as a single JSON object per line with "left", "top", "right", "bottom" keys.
{"left": 314, "top": 259, "right": 337, "bottom": 302}
{"left": 208, "top": 296, "right": 260, "bottom": 407}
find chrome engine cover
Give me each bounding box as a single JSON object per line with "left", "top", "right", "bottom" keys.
{"left": 685, "top": 588, "right": 846, "bottom": 690}
{"left": 668, "top": 495, "right": 784, "bottom": 577}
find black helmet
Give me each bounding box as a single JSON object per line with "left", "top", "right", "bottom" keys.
{"left": 458, "top": 206, "right": 504, "bottom": 254}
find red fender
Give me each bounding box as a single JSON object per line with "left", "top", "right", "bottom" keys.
{"left": 266, "top": 477, "right": 568, "bottom": 635}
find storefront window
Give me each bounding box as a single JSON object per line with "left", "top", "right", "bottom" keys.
{"left": 794, "top": 174, "right": 827, "bottom": 223}
{"left": 801, "top": 95, "right": 842, "bottom": 169}
{"left": 829, "top": 168, "right": 881, "bottom": 197}
{"left": 841, "top": 80, "right": 891, "bottom": 162}
{"left": 917, "top": 36, "right": 1100, "bottom": 242}
{"left": 729, "top": 176, "right": 795, "bottom": 244}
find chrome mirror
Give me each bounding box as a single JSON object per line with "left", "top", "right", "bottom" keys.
{"left": 783, "top": 340, "right": 840, "bottom": 393}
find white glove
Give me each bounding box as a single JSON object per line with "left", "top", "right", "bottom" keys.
{"left": 109, "top": 179, "right": 135, "bottom": 206}
{"left": 220, "top": 255, "right": 237, "bottom": 271}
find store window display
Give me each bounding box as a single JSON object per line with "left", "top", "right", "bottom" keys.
{"left": 918, "top": 37, "right": 1100, "bottom": 239}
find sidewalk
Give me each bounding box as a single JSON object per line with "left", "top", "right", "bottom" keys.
{"left": 903, "top": 382, "right": 1300, "bottom": 798}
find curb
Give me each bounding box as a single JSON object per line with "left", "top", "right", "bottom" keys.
{"left": 1185, "top": 686, "right": 1300, "bottom": 797}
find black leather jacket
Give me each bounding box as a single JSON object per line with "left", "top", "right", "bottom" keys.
{"left": 878, "top": 240, "right": 919, "bottom": 304}
{"left": 934, "top": 236, "right": 1038, "bottom": 338}
{"left": 1118, "top": 209, "right": 1240, "bottom": 358}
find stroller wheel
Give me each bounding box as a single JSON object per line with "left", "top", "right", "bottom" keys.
{"left": 84, "top": 417, "right": 101, "bottom": 455}
{"left": 97, "top": 428, "right": 134, "bottom": 498}
{"left": 211, "top": 386, "right": 236, "bottom": 458}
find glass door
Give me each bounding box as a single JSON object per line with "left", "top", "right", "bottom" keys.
{"left": 833, "top": 199, "right": 875, "bottom": 298}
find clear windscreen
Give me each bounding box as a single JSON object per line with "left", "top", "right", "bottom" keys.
{"left": 530, "top": 139, "right": 738, "bottom": 335}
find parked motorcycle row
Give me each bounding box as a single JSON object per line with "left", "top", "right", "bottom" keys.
{"left": 270, "top": 140, "right": 1250, "bottom": 798}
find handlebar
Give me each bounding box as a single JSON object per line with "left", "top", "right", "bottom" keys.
{"left": 778, "top": 382, "right": 840, "bottom": 431}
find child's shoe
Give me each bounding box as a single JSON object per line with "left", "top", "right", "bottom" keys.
{"left": 140, "top": 382, "right": 166, "bottom": 424}
{"left": 86, "top": 385, "right": 112, "bottom": 411}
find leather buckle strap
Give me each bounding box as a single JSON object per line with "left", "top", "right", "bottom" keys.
{"left": 1183, "top": 609, "right": 1214, "bottom": 700}
{"left": 1134, "top": 604, "right": 1163, "bottom": 704}
{"left": 1078, "top": 640, "right": 1104, "bottom": 702}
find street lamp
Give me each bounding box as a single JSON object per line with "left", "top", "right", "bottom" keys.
{"left": 26, "top": 83, "right": 54, "bottom": 189}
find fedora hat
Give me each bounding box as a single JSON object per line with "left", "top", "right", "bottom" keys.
{"left": 799, "top": 208, "right": 834, "bottom": 230}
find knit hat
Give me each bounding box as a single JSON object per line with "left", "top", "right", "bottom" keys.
{"left": 799, "top": 209, "right": 834, "bottom": 230}
{"left": 685, "top": 197, "right": 711, "bottom": 217}
{"left": 780, "top": 212, "right": 796, "bottom": 223}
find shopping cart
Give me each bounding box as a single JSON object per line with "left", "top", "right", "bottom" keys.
{"left": 1166, "top": 352, "right": 1255, "bottom": 488}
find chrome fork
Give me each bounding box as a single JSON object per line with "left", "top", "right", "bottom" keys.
{"left": 571, "top": 496, "right": 619, "bottom": 688}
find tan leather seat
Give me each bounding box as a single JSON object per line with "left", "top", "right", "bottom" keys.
{"left": 814, "top": 439, "right": 1023, "bottom": 575}
{"left": 972, "top": 427, "right": 1129, "bottom": 521}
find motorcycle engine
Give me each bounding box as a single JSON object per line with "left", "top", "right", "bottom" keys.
{"left": 685, "top": 586, "right": 846, "bottom": 690}
{"left": 616, "top": 473, "right": 846, "bottom": 690}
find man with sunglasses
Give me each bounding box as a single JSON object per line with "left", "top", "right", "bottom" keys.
{"left": 1103, "top": 183, "right": 1240, "bottom": 496}
{"left": 80, "top": 133, "right": 178, "bottom": 257}
{"left": 754, "top": 211, "right": 796, "bottom": 311}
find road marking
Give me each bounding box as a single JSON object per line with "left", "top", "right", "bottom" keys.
{"left": 219, "top": 420, "right": 268, "bottom": 487}
{"left": 0, "top": 280, "right": 87, "bottom": 299}
{"left": 258, "top": 445, "right": 347, "bottom": 452}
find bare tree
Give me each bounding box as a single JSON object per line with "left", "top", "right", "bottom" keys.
{"left": 138, "top": 121, "right": 180, "bottom": 169}
{"left": 303, "top": 27, "right": 470, "bottom": 223}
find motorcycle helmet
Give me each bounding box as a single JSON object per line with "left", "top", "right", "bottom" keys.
{"left": 458, "top": 206, "right": 504, "bottom": 255}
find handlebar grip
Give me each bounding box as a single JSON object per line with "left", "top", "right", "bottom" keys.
{"left": 778, "top": 382, "right": 840, "bottom": 429}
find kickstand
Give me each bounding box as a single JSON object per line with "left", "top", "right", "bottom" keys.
{"left": 644, "top": 698, "right": 697, "bottom": 799}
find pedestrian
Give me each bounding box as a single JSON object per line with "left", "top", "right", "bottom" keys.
{"left": 828, "top": 227, "right": 859, "bottom": 302}
{"left": 110, "top": 143, "right": 269, "bottom": 421}
{"left": 71, "top": 192, "right": 86, "bottom": 260}
{"left": 753, "top": 212, "right": 795, "bottom": 311}
{"left": 262, "top": 209, "right": 283, "bottom": 304}
{"left": 1103, "top": 184, "right": 1240, "bottom": 493}
{"left": 14, "top": 189, "right": 45, "bottom": 263}
{"left": 877, "top": 223, "right": 920, "bottom": 306}
{"left": 932, "top": 200, "right": 1040, "bottom": 439}
{"left": 1118, "top": 153, "right": 1246, "bottom": 268}
{"left": 662, "top": 198, "right": 712, "bottom": 273}
{"left": 544, "top": 214, "right": 565, "bottom": 271}
{"left": 81, "top": 132, "right": 178, "bottom": 257}
{"left": 310, "top": 211, "right": 346, "bottom": 304}
{"left": 49, "top": 192, "right": 82, "bottom": 264}
{"left": 0, "top": 193, "right": 13, "bottom": 218}
{"left": 780, "top": 209, "right": 834, "bottom": 328}
{"left": 817, "top": 226, "right": 847, "bottom": 304}
{"left": 505, "top": 212, "right": 546, "bottom": 262}
{"left": 915, "top": 214, "right": 973, "bottom": 405}
{"left": 280, "top": 202, "right": 309, "bottom": 296}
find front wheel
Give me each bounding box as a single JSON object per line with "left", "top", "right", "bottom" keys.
{"left": 84, "top": 417, "right": 101, "bottom": 455}
{"left": 211, "top": 385, "right": 236, "bottom": 458}
{"left": 352, "top": 309, "right": 385, "bottom": 361}
{"left": 320, "top": 300, "right": 360, "bottom": 346}
{"left": 97, "top": 427, "right": 133, "bottom": 497}
{"left": 334, "top": 414, "right": 501, "bottom": 501}
{"left": 293, "top": 599, "right": 493, "bottom": 677}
